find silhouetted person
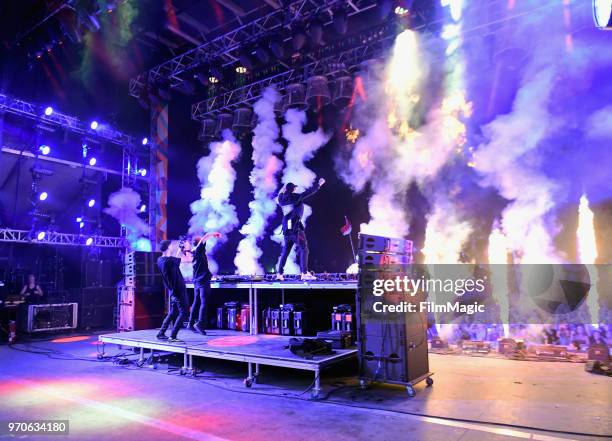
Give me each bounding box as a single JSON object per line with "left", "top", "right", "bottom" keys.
{"left": 157, "top": 240, "right": 188, "bottom": 342}
{"left": 20, "top": 274, "right": 43, "bottom": 304}
{"left": 276, "top": 177, "right": 325, "bottom": 281}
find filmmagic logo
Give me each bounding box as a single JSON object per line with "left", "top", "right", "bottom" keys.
{"left": 372, "top": 301, "right": 485, "bottom": 315}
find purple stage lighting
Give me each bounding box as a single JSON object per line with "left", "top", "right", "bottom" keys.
{"left": 139, "top": 204, "right": 146, "bottom": 213}
{"left": 89, "top": 157, "right": 97, "bottom": 166}
{"left": 37, "top": 231, "right": 46, "bottom": 240}
{"left": 142, "top": 137, "right": 148, "bottom": 145}
{"left": 76, "top": 217, "right": 82, "bottom": 222}
{"left": 85, "top": 237, "right": 94, "bottom": 246}
{"left": 88, "top": 199, "right": 96, "bottom": 207}
{"left": 90, "top": 121, "right": 98, "bottom": 130}
{"left": 44, "top": 106, "right": 53, "bottom": 116}
{"left": 79, "top": 221, "right": 85, "bottom": 229}
{"left": 139, "top": 169, "right": 147, "bottom": 177}
{"left": 39, "top": 192, "right": 48, "bottom": 201}
{"left": 39, "top": 145, "right": 51, "bottom": 155}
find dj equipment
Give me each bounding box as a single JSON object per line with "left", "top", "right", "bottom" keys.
{"left": 357, "top": 233, "right": 429, "bottom": 394}
{"left": 216, "top": 307, "right": 228, "bottom": 329}
{"left": 280, "top": 304, "right": 305, "bottom": 336}
{"left": 239, "top": 305, "right": 250, "bottom": 332}
{"left": 119, "top": 251, "right": 164, "bottom": 332}
{"left": 261, "top": 307, "right": 272, "bottom": 333}
{"left": 527, "top": 344, "right": 568, "bottom": 360}
{"left": 225, "top": 301, "right": 240, "bottom": 330}
{"left": 19, "top": 303, "right": 78, "bottom": 333}
{"left": 271, "top": 309, "right": 281, "bottom": 334}
{"left": 293, "top": 310, "right": 309, "bottom": 336}
{"left": 461, "top": 340, "right": 491, "bottom": 354}
{"left": 587, "top": 344, "right": 611, "bottom": 362}
{"left": 316, "top": 330, "right": 353, "bottom": 349}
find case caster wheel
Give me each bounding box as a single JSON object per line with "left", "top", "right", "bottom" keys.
{"left": 406, "top": 385, "right": 416, "bottom": 397}
{"left": 244, "top": 378, "right": 253, "bottom": 388}
{"left": 426, "top": 377, "right": 434, "bottom": 387}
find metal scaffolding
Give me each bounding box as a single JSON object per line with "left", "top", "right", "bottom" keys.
{"left": 0, "top": 228, "right": 127, "bottom": 248}
{"left": 128, "top": 0, "right": 378, "bottom": 95}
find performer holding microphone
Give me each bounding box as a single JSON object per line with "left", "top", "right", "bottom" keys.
{"left": 276, "top": 177, "right": 325, "bottom": 281}
{"left": 186, "top": 232, "right": 221, "bottom": 335}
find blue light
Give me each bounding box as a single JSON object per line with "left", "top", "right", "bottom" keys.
{"left": 139, "top": 169, "right": 147, "bottom": 177}
{"left": 79, "top": 221, "right": 85, "bottom": 229}
{"left": 89, "top": 157, "right": 97, "bottom": 166}
{"left": 142, "top": 137, "right": 148, "bottom": 145}
{"left": 39, "top": 192, "right": 48, "bottom": 201}
{"left": 44, "top": 106, "right": 53, "bottom": 116}
{"left": 85, "top": 237, "right": 94, "bottom": 246}
{"left": 139, "top": 204, "right": 146, "bottom": 213}
{"left": 88, "top": 199, "right": 96, "bottom": 208}
{"left": 39, "top": 145, "right": 51, "bottom": 155}
{"left": 37, "top": 231, "right": 46, "bottom": 240}
{"left": 82, "top": 143, "right": 88, "bottom": 158}
{"left": 90, "top": 121, "right": 98, "bottom": 130}
{"left": 76, "top": 217, "right": 82, "bottom": 222}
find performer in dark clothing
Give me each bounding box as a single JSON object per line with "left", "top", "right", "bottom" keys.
{"left": 276, "top": 177, "right": 325, "bottom": 281}
{"left": 186, "top": 232, "right": 221, "bottom": 335}
{"left": 20, "top": 274, "right": 43, "bottom": 304}
{"left": 157, "top": 240, "right": 189, "bottom": 342}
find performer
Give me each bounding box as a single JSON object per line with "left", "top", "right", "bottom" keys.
{"left": 276, "top": 177, "right": 325, "bottom": 281}
{"left": 20, "top": 274, "right": 43, "bottom": 304}
{"left": 156, "top": 240, "right": 189, "bottom": 342}
{"left": 186, "top": 232, "right": 221, "bottom": 335}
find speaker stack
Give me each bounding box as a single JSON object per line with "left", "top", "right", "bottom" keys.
{"left": 118, "top": 251, "right": 165, "bottom": 332}
{"left": 356, "top": 233, "right": 432, "bottom": 396}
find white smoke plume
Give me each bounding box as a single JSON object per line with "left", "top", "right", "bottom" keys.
{"left": 234, "top": 88, "right": 284, "bottom": 275}
{"left": 189, "top": 129, "right": 241, "bottom": 273}
{"left": 104, "top": 187, "right": 151, "bottom": 251}
{"left": 474, "top": 69, "right": 560, "bottom": 263}
{"left": 273, "top": 108, "right": 330, "bottom": 274}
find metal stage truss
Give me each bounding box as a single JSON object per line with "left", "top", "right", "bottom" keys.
{"left": 99, "top": 329, "right": 358, "bottom": 399}
{"left": 128, "top": 0, "right": 378, "bottom": 94}
{"left": 0, "top": 93, "right": 133, "bottom": 146}
{"left": 188, "top": 280, "right": 358, "bottom": 336}
{"left": 0, "top": 228, "right": 127, "bottom": 248}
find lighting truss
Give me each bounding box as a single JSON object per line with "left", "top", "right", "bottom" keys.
{"left": 128, "top": 0, "right": 377, "bottom": 95}
{"left": 191, "top": 24, "right": 395, "bottom": 119}
{"left": 0, "top": 93, "right": 134, "bottom": 146}
{"left": 0, "top": 228, "right": 128, "bottom": 248}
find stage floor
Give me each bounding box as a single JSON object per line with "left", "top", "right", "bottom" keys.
{"left": 99, "top": 329, "right": 358, "bottom": 396}
{"left": 1, "top": 333, "right": 609, "bottom": 441}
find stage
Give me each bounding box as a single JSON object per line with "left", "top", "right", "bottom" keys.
{"left": 99, "top": 329, "right": 358, "bottom": 398}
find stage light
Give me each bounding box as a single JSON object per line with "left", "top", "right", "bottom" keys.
{"left": 139, "top": 169, "right": 147, "bottom": 177}
{"left": 79, "top": 221, "right": 85, "bottom": 229}
{"left": 44, "top": 106, "right": 53, "bottom": 116}
{"left": 238, "top": 47, "right": 254, "bottom": 71}
{"left": 209, "top": 76, "right": 219, "bottom": 84}
{"left": 82, "top": 142, "right": 88, "bottom": 157}
{"left": 39, "top": 192, "right": 48, "bottom": 201}
{"left": 85, "top": 237, "right": 93, "bottom": 246}
{"left": 90, "top": 121, "right": 98, "bottom": 130}
{"left": 88, "top": 198, "right": 96, "bottom": 207}
{"left": 291, "top": 23, "right": 307, "bottom": 51}
{"left": 142, "top": 137, "right": 148, "bottom": 145}
{"left": 39, "top": 145, "right": 51, "bottom": 155}
{"left": 255, "top": 41, "right": 271, "bottom": 64}
{"left": 593, "top": 0, "right": 612, "bottom": 29}
{"left": 76, "top": 217, "right": 82, "bottom": 222}
{"left": 395, "top": 6, "right": 409, "bottom": 16}
{"left": 37, "top": 231, "right": 46, "bottom": 240}
{"left": 307, "top": 16, "right": 324, "bottom": 45}
{"left": 236, "top": 66, "right": 247, "bottom": 74}
{"left": 89, "top": 157, "right": 97, "bottom": 166}
{"left": 139, "top": 204, "right": 146, "bottom": 213}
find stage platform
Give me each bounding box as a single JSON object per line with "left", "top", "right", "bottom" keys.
{"left": 186, "top": 279, "right": 358, "bottom": 335}
{"left": 98, "top": 329, "right": 357, "bottom": 398}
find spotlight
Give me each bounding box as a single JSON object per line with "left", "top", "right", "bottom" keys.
{"left": 209, "top": 65, "right": 223, "bottom": 84}
{"left": 88, "top": 198, "right": 96, "bottom": 207}
{"left": 291, "top": 23, "right": 307, "bottom": 51}
{"left": 82, "top": 142, "right": 88, "bottom": 157}
{"left": 139, "top": 169, "right": 147, "bottom": 177}
{"left": 90, "top": 121, "right": 98, "bottom": 130}
{"left": 39, "top": 192, "right": 48, "bottom": 201}
{"left": 238, "top": 47, "right": 254, "bottom": 71}
{"left": 395, "top": 6, "right": 409, "bottom": 16}
{"left": 236, "top": 66, "right": 247, "bottom": 74}
{"left": 79, "top": 221, "right": 85, "bottom": 229}
{"left": 139, "top": 204, "right": 146, "bottom": 213}
{"left": 85, "top": 237, "right": 93, "bottom": 246}
{"left": 39, "top": 145, "right": 51, "bottom": 155}
{"left": 76, "top": 217, "right": 82, "bottom": 222}
{"left": 44, "top": 106, "right": 53, "bottom": 116}
{"left": 142, "top": 137, "right": 148, "bottom": 145}
{"left": 89, "top": 157, "right": 97, "bottom": 166}
{"left": 307, "top": 16, "right": 324, "bottom": 45}
{"left": 593, "top": 0, "right": 612, "bottom": 29}
{"left": 37, "top": 231, "right": 46, "bottom": 240}
{"left": 209, "top": 76, "right": 219, "bottom": 84}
